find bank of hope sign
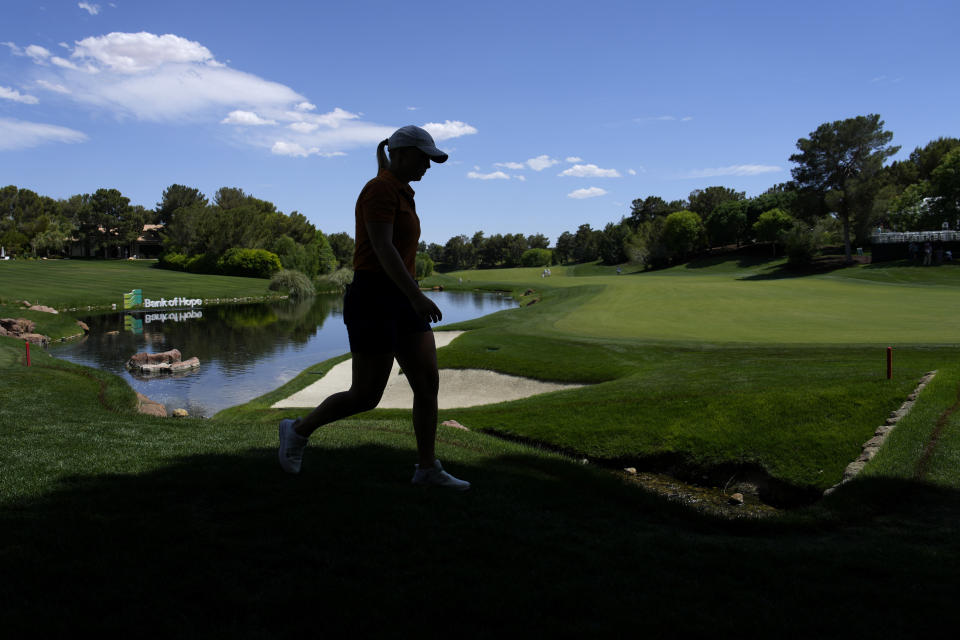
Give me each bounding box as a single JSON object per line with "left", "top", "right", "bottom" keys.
{"left": 123, "top": 289, "right": 203, "bottom": 310}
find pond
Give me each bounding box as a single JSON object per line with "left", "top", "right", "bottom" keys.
{"left": 49, "top": 290, "right": 516, "bottom": 417}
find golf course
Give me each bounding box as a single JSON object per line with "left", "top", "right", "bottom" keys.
{"left": 2, "top": 255, "right": 959, "bottom": 636}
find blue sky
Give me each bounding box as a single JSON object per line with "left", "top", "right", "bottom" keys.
{"left": 2, "top": 0, "right": 958, "bottom": 245}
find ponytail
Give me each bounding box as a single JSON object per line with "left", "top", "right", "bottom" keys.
{"left": 376, "top": 139, "right": 389, "bottom": 172}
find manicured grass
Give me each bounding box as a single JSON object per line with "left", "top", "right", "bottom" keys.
{"left": 0, "top": 259, "right": 277, "bottom": 309}
{"left": 4, "top": 336, "right": 960, "bottom": 637}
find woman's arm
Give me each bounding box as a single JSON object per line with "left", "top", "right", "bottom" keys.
{"left": 365, "top": 219, "right": 442, "bottom": 323}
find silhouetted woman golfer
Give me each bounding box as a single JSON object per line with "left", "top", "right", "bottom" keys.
{"left": 278, "top": 125, "right": 470, "bottom": 490}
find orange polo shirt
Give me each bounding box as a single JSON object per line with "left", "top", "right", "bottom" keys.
{"left": 353, "top": 168, "right": 420, "bottom": 278}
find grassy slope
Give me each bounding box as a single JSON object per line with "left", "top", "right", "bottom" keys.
{"left": 0, "top": 259, "right": 276, "bottom": 309}
{"left": 3, "top": 336, "right": 960, "bottom": 637}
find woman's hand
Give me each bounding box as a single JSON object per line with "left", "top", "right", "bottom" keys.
{"left": 411, "top": 292, "right": 442, "bottom": 324}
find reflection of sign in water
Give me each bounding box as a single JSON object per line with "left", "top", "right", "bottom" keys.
{"left": 124, "top": 315, "right": 143, "bottom": 334}
{"left": 123, "top": 289, "right": 143, "bottom": 309}
{"left": 145, "top": 311, "right": 203, "bottom": 323}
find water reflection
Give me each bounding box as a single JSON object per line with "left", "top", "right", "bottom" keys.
{"left": 50, "top": 291, "right": 515, "bottom": 417}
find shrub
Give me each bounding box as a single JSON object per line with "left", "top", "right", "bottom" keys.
{"left": 415, "top": 252, "right": 435, "bottom": 279}
{"left": 315, "top": 267, "right": 354, "bottom": 293}
{"left": 520, "top": 248, "right": 553, "bottom": 267}
{"left": 217, "top": 248, "right": 282, "bottom": 278}
{"left": 186, "top": 253, "right": 218, "bottom": 274}
{"left": 158, "top": 252, "right": 188, "bottom": 271}
{"left": 269, "top": 269, "right": 315, "bottom": 299}
{"left": 783, "top": 219, "right": 839, "bottom": 267}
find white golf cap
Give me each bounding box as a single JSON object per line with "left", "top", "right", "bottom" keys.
{"left": 388, "top": 125, "right": 448, "bottom": 163}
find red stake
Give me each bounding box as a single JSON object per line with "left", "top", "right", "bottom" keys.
{"left": 886, "top": 346, "right": 893, "bottom": 380}
{"left": 25, "top": 340, "right": 31, "bottom": 367}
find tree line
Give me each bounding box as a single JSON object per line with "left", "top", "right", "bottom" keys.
{"left": 432, "top": 115, "right": 960, "bottom": 269}
{"left": 3, "top": 114, "right": 957, "bottom": 273}
{"left": 0, "top": 183, "right": 355, "bottom": 278}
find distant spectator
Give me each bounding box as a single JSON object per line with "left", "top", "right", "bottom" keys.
{"left": 923, "top": 241, "right": 932, "bottom": 266}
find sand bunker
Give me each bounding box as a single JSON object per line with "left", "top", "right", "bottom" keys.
{"left": 272, "top": 331, "right": 584, "bottom": 410}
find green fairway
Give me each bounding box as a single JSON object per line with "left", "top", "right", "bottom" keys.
{"left": 0, "top": 259, "right": 277, "bottom": 309}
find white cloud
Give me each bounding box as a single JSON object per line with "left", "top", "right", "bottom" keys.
{"left": 628, "top": 169, "right": 637, "bottom": 176}
{"left": 422, "top": 120, "right": 478, "bottom": 141}
{"left": 681, "top": 116, "right": 693, "bottom": 121}
{"left": 0, "top": 86, "right": 39, "bottom": 104}
{"left": 406, "top": 106, "right": 419, "bottom": 111}
{"left": 526, "top": 155, "right": 558, "bottom": 171}
{"left": 72, "top": 32, "right": 217, "bottom": 73}
{"left": 78, "top": 2, "right": 101, "bottom": 15}
{"left": 36, "top": 80, "right": 71, "bottom": 94}
{"left": 494, "top": 161, "right": 524, "bottom": 170}
{"left": 566, "top": 156, "right": 582, "bottom": 163}
{"left": 568, "top": 187, "right": 608, "bottom": 199}
{"left": 514, "top": 175, "right": 526, "bottom": 182}
{"left": 51, "top": 56, "right": 81, "bottom": 70}
{"left": 0, "top": 117, "right": 87, "bottom": 150}
{"left": 221, "top": 110, "right": 276, "bottom": 125}
{"left": 270, "top": 141, "right": 345, "bottom": 158}
{"left": 467, "top": 170, "right": 510, "bottom": 180}
{"left": 289, "top": 122, "right": 318, "bottom": 133}
{"left": 684, "top": 164, "right": 782, "bottom": 178}
{"left": 25, "top": 45, "right": 51, "bottom": 63}
{"left": 4, "top": 31, "right": 478, "bottom": 158}
{"left": 559, "top": 163, "right": 621, "bottom": 178}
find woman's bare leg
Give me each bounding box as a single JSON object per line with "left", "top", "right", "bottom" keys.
{"left": 394, "top": 330, "right": 440, "bottom": 468}
{"left": 294, "top": 351, "right": 394, "bottom": 438}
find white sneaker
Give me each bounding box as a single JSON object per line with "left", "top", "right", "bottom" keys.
{"left": 278, "top": 418, "right": 308, "bottom": 474}
{"left": 411, "top": 459, "right": 471, "bottom": 491}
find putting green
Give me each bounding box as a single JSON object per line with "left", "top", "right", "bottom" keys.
{"left": 556, "top": 275, "right": 960, "bottom": 343}
{"left": 449, "top": 263, "right": 960, "bottom": 344}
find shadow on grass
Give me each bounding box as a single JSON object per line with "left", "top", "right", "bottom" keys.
{"left": 681, "top": 246, "right": 781, "bottom": 271}
{"left": 737, "top": 255, "right": 865, "bottom": 281}
{"left": 2, "top": 443, "right": 960, "bottom": 636}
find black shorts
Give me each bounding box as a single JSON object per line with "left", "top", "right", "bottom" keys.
{"left": 343, "top": 270, "right": 431, "bottom": 354}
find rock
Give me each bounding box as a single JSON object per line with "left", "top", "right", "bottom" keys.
{"left": 172, "top": 408, "right": 189, "bottom": 418}
{"left": 170, "top": 357, "right": 200, "bottom": 372}
{"left": 21, "top": 333, "right": 49, "bottom": 346}
{"left": 441, "top": 420, "right": 469, "bottom": 431}
{"left": 526, "top": 299, "right": 538, "bottom": 306}
{"left": 27, "top": 305, "right": 58, "bottom": 314}
{"left": 580, "top": 458, "right": 589, "bottom": 465}
{"left": 76, "top": 320, "right": 90, "bottom": 332}
{"left": 105, "top": 330, "right": 120, "bottom": 336}
{"left": 728, "top": 493, "right": 744, "bottom": 505}
{"left": 524, "top": 289, "right": 535, "bottom": 295}
{"left": 136, "top": 392, "right": 167, "bottom": 417}
{"left": 863, "top": 435, "right": 886, "bottom": 449}
{"left": 0, "top": 317, "right": 36, "bottom": 335}
{"left": 874, "top": 425, "right": 893, "bottom": 436}
{"left": 842, "top": 460, "right": 867, "bottom": 481}
{"left": 127, "top": 349, "right": 182, "bottom": 369}
{"left": 623, "top": 467, "right": 637, "bottom": 475}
